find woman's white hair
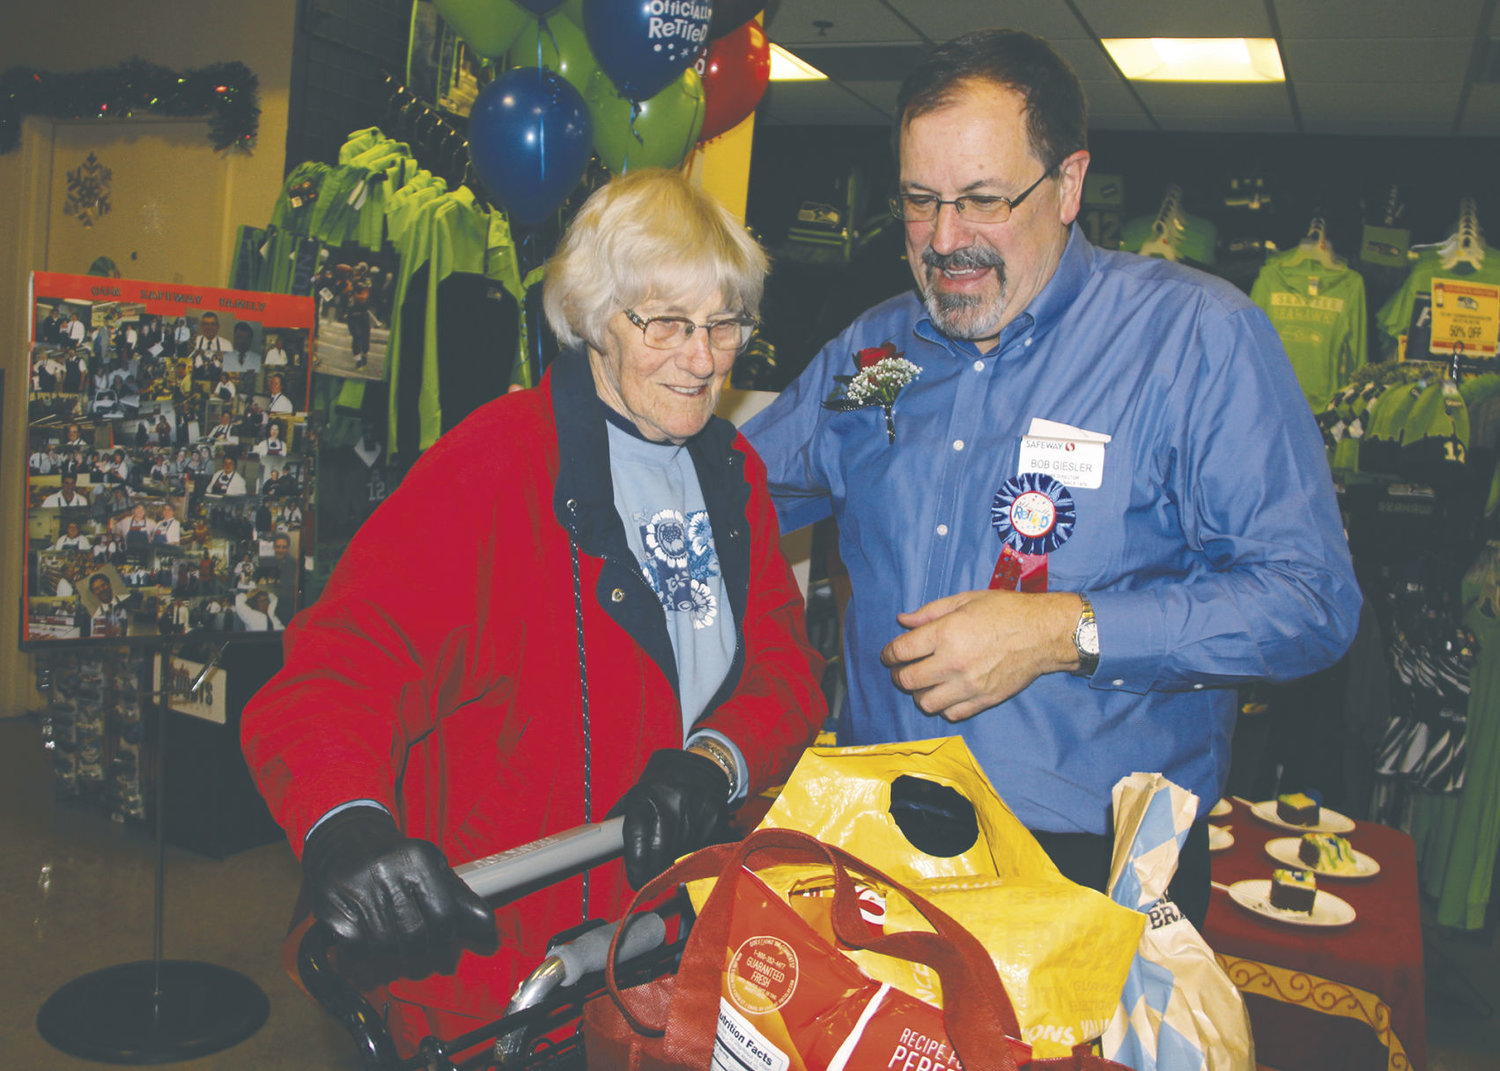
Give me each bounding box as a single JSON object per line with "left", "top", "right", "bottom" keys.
{"left": 543, "top": 168, "right": 769, "bottom": 351}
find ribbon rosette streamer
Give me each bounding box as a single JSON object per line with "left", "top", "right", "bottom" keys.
{"left": 821, "top": 341, "right": 921, "bottom": 443}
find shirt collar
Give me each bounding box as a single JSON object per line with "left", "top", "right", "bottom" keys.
{"left": 910, "top": 223, "right": 1094, "bottom": 358}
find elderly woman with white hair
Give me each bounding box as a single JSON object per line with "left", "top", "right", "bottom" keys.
{"left": 240, "top": 168, "right": 826, "bottom": 1055}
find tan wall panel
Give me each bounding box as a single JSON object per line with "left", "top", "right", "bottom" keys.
{"left": 0, "top": 0, "right": 297, "bottom": 716}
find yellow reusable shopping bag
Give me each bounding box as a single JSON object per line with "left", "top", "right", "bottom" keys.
{"left": 691, "top": 737, "right": 1146, "bottom": 1057}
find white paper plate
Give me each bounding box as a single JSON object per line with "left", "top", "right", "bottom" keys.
{"left": 1249, "top": 799, "right": 1355, "bottom": 835}
{"left": 1209, "top": 824, "right": 1234, "bottom": 852}
{"left": 1210, "top": 798, "right": 1233, "bottom": 818}
{"left": 1226, "top": 879, "right": 1356, "bottom": 928}
{"left": 1264, "top": 837, "right": 1380, "bottom": 879}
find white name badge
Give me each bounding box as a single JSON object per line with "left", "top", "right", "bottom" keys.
{"left": 1018, "top": 435, "right": 1107, "bottom": 489}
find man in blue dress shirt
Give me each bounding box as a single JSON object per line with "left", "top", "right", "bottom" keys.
{"left": 742, "top": 29, "right": 1361, "bottom": 925}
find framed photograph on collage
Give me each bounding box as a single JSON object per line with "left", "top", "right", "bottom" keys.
{"left": 23, "top": 272, "right": 316, "bottom": 646}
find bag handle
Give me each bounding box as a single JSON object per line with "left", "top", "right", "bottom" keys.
{"left": 604, "top": 826, "right": 1025, "bottom": 1070}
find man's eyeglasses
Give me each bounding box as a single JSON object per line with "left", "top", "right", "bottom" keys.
{"left": 624, "top": 309, "right": 757, "bottom": 351}
{"left": 889, "top": 169, "right": 1052, "bottom": 225}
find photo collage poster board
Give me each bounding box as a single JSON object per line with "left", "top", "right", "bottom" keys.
{"left": 24, "top": 272, "right": 316, "bottom": 645}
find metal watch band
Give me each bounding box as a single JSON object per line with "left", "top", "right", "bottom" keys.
{"left": 1073, "top": 593, "right": 1100, "bottom": 678}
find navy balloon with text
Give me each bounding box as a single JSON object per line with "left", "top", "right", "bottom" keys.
{"left": 467, "top": 68, "right": 593, "bottom": 225}
{"left": 583, "top": 0, "right": 712, "bottom": 101}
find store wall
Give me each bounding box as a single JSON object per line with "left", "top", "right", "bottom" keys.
{"left": 0, "top": 0, "right": 298, "bottom": 716}
{"left": 745, "top": 123, "right": 1500, "bottom": 384}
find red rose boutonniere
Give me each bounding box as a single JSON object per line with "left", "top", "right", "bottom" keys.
{"left": 821, "top": 342, "right": 922, "bottom": 444}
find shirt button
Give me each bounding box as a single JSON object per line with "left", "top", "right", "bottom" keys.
{"left": 611, "top": 589, "right": 625, "bottom": 603}
{"left": 1112, "top": 678, "right": 1125, "bottom": 687}
{"left": 953, "top": 440, "right": 964, "bottom": 451}
{"left": 972, "top": 360, "right": 984, "bottom": 372}
{"left": 1024, "top": 337, "right": 1034, "bottom": 347}
{"left": 936, "top": 524, "right": 949, "bottom": 536}
{"left": 1193, "top": 683, "right": 1204, "bottom": 691}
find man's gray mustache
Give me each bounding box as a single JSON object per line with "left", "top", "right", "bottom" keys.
{"left": 922, "top": 246, "right": 1005, "bottom": 272}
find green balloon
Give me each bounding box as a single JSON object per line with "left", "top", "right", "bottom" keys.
{"left": 560, "top": 0, "right": 586, "bottom": 26}
{"left": 587, "top": 67, "right": 706, "bottom": 173}
{"left": 506, "top": 14, "right": 598, "bottom": 98}
{"left": 433, "top": 0, "right": 529, "bottom": 59}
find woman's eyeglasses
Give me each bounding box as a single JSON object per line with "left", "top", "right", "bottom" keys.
{"left": 624, "top": 309, "right": 757, "bottom": 351}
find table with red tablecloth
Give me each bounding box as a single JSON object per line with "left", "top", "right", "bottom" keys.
{"left": 1202, "top": 798, "right": 1425, "bottom": 1071}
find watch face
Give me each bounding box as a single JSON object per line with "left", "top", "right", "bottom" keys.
{"left": 1077, "top": 620, "right": 1100, "bottom": 656}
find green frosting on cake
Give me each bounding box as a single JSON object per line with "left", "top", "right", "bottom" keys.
{"left": 1300, "top": 832, "right": 1358, "bottom": 874}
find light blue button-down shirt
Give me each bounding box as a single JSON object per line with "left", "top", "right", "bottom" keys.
{"left": 743, "top": 226, "right": 1361, "bottom": 834}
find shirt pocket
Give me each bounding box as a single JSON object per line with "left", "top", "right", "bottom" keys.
{"left": 1034, "top": 444, "right": 1135, "bottom": 591}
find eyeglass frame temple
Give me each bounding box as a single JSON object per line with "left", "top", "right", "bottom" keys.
{"left": 889, "top": 167, "right": 1054, "bottom": 223}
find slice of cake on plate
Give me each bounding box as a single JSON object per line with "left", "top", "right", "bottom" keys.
{"left": 1276, "top": 791, "right": 1320, "bottom": 826}
{"left": 1270, "top": 867, "right": 1317, "bottom": 913}
{"left": 1299, "top": 832, "right": 1359, "bottom": 875}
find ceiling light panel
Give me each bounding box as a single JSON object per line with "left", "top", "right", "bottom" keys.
{"left": 1104, "top": 38, "right": 1286, "bottom": 82}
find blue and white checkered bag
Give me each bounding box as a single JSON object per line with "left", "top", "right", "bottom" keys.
{"left": 1101, "top": 773, "right": 1254, "bottom": 1071}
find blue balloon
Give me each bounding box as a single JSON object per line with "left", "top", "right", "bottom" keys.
{"left": 583, "top": 0, "right": 712, "bottom": 102}
{"left": 467, "top": 67, "right": 593, "bottom": 226}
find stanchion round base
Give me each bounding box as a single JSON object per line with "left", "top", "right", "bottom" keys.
{"left": 37, "top": 960, "right": 269, "bottom": 1065}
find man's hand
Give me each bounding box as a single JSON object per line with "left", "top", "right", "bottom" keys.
{"left": 880, "top": 589, "right": 1084, "bottom": 721}
{"left": 301, "top": 806, "right": 496, "bottom": 976}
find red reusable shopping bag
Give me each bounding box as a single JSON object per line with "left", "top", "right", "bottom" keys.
{"left": 583, "top": 827, "right": 1130, "bottom": 1071}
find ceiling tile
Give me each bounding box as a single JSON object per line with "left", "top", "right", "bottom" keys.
{"left": 1273, "top": 0, "right": 1487, "bottom": 39}
{"left": 764, "top": 0, "right": 920, "bottom": 45}
{"left": 1132, "top": 83, "right": 1291, "bottom": 119}
{"left": 1073, "top": 0, "right": 1272, "bottom": 38}
{"left": 1088, "top": 114, "right": 1160, "bottom": 133}
{"left": 1048, "top": 39, "right": 1130, "bottom": 82}
{"left": 1296, "top": 82, "right": 1463, "bottom": 122}
{"left": 1281, "top": 38, "right": 1472, "bottom": 81}
{"left": 759, "top": 81, "right": 894, "bottom": 126}
{"left": 1155, "top": 115, "right": 1298, "bottom": 133}
{"left": 1460, "top": 83, "right": 1500, "bottom": 134}
{"left": 1301, "top": 117, "right": 1456, "bottom": 136}
{"left": 885, "top": 0, "right": 1089, "bottom": 42}
{"left": 1078, "top": 79, "right": 1150, "bottom": 117}
{"left": 772, "top": 43, "right": 925, "bottom": 82}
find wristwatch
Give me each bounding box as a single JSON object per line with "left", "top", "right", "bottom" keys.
{"left": 1072, "top": 594, "right": 1099, "bottom": 677}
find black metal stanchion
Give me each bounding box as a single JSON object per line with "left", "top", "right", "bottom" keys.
{"left": 37, "top": 642, "right": 270, "bottom": 1064}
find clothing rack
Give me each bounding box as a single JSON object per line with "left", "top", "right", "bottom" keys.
{"left": 1138, "top": 185, "right": 1185, "bottom": 260}
{"left": 1377, "top": 184, "right": 1405, "bottom": 229}
{"left": 379, "top": 73, "right": 482, "bottom": 203}
{"left": 1440, "top": 196, "right": 1485, "bottom": 272}
{"left": 1287, "top": 215, "right": 1342, "bottom": 268}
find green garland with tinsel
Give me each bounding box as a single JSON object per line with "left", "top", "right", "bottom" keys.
{"left": 0, "top": 59, "right": 259, "bottom": 154}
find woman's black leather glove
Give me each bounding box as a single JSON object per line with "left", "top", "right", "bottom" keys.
{"left": 609, "top": 749, "right": 731, "bottom": 889}
{"left": 301, "top": 806, "right": 496, "bottom": 975}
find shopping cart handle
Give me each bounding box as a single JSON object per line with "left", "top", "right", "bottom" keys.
{"left": 550, "top": 910, "right": 668, "bottom": 986}
{"left": 297, "top": 921, "right": 403, "bottom": 1071}
{"left": 453, "top": 817, "right": 626, "bottom": 900}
